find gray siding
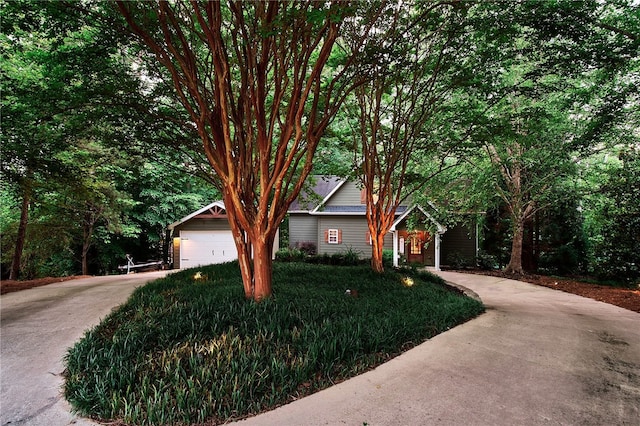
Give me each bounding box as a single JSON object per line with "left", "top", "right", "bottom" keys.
{"left": 441, "top": 224, "right": 477, "bottom": 266}
{"left": 324, "top": 181, "right": 363, "bottom": 207}
{"left": 317, "top": 216, "right": 392, "bottom": 258}
{"left": 288, "top": 214, "right": 318, "bottom": 248}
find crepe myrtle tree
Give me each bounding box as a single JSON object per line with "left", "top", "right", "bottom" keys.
{"left": 351, "top": 0, "right": 465, "bottom": 273}
{"left": 115, "top": 1, "right": 381, "bottom": 300}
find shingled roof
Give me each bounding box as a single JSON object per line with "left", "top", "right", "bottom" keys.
{"left": 288, "top": 175, "right": 344, "bottom": 212}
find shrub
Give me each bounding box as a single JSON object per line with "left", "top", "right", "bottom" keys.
{"left": 446, "top": 251, "right": 472, "bottom": 270}
{"left": 275, "top": 247, "right": 306, "bottom": 262}
{"left": 382, "top": 249, "right": 394, "bottom": 267}
{"left": 476, "top": 250, "right": 498, "bottom": 270}
{"left": 294, "top": 241, "right": 317, "bottom": 255}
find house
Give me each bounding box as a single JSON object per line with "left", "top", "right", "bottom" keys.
{"left": 167, "top": 200, "right": 279, "bottom": 269}
{"left": 288, "top": 176, "right": 478, "bottom": 270}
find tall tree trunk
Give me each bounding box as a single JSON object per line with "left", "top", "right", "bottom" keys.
{"left": 504, "top": 219, "right": 525, "bottom": 275}
{"left": 10, "top": 179, "right": 32, "bottom": 280}
{"left": 251, "top": 234, "right": 274, "bottom": 301}
{"left": 231, "top": 229, "right": 275, "bottom": 301}
{"left": 370, "top": 232, "right": 385, "bottom": 273}
{"left": 81, "top": 214, "right": 93, "bottom": 276}
{"left": 225, "top": 197, "right": 276, "bottom": 301}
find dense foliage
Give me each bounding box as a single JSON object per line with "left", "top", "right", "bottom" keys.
{"left": 2, "top": 0, "right": 638, "bottom": 285}
{"left": 64, "top": 262, "right": 484, "bottom": 425}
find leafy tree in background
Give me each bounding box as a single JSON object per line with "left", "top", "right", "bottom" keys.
{"left": 429, "top": 0, "right": 639, "bottom": 275}
{"left": 1, "top": 1, "right": 217, "bottom": 278}
{"left": 0, "top": 1, "right": 135, "bottom": 278}
{"left": 584, "top": 148, "right": 640, "bottom": 285}
{"left": 115, "top": 1, "right": 383, "bottom": 300}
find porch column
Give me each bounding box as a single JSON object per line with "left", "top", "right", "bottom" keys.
{"left": 434, "top": 233, "right": 442, "bottom": 271}
{"left": 392, "top": 231, "right": 399, "bottom": 267}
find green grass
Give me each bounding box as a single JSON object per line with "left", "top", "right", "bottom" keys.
{"left": 64, "top": 262, "right": 484, "bottom": 425}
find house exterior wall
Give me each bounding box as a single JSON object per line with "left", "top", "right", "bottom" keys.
{"left": 171, "top": 217, "right": 280, "bottom": 269}
{"left": 324, "top": 182, "right": 363, "bottom": 207}
{"left": 317, "top": 216, "right": 392, "bottom": 258}
{"left": 174, "top": 219, "right": 231, "bottom": 232}
{"left": 288, "top": 214, "right": 318, "bottom": 249}
{"left": 440, "top": 223, "right": 477, "bottom": 266}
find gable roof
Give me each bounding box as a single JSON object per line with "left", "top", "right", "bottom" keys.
{"left": 290, "top": 175, "right": 420, "bottom": 217}
{"left": 288, "top": 175, "right": 344, "bottom": 212}
{"left": 390, "top": 204, "right": 446, "bottom": 233}
{"left": 168, "top": 200, "right": 226, "bottom": 231}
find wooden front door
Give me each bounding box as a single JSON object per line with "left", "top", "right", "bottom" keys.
{"left": 407, "top": 232, "right": 423, "bottom": 264}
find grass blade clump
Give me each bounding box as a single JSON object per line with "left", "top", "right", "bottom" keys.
{"left": 64, "top": 262, "right": 483, "bottom": 425}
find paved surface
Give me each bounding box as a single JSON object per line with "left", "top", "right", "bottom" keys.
{"left": 2, "top": 271, "right": 639, "bottom": 426}
{"left": 235, "top": 271, "right": 640, "bottom": 426}
{"left": 0, "top": 271, "right": 170, "bottom": 426}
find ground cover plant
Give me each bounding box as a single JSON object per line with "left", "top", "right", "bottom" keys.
{"left": 64, "top": 262, "right": 484, "bottom": 425}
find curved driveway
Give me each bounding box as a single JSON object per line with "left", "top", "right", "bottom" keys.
{"left": 236, "top": 271, "right": 640, "bottom": 426}
{"left": 2, "top": 271, "right": 639, "bottom": 426}
{"left": 1, "top": 271, "right": 169, "bottom": 426}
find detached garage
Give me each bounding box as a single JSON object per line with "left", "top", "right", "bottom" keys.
{"left": 168, "top": 201, "right": 279, "bottom": 270}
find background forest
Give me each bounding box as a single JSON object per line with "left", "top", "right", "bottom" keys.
{"left": 1, "top": 0, "right": 638, "bottom": 286}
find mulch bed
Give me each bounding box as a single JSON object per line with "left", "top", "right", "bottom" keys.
{"left": 1, "top": 276, "right": 91, "bottom": 295}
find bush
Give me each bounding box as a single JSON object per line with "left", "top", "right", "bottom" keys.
{"left": 294, "top": 241, "right": 317, "bottom": 255}
{"left": 275, "top": 247, "right": 306, "bottom": 262}
{"left": 382, "top": 249, "right": 394, "bottom": 267}
{"left": 538, "top": 243, "right": 582, "bottom": 275}
{"left": 476, "top": 250, "right": 498, "bottom": 270}
{"left": 64, "top": 262, "right": 483, "bottom": 425}
{"left": 446, "top": 251, "right": 473, "bottom": 270}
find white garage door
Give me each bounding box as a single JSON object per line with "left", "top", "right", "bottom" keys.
{"left": 180, "top": 231, "right": 237, "bottom": 269}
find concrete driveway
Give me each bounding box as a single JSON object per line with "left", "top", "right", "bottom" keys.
{"left": 2, "top": 271, "right": 639, "bottom": 425}
{"left": 235, "top": 271, "right": 640, "bottom": 426}
{"left": 1, "top": 271, "right": 170, "bottom": 426}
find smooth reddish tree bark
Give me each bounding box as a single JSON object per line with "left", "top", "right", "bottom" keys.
{"left": 354, "top": 1, "right": 459, "bottom": 273}
{"left": 116, "top": 1, "right": 379, "bottom": 300}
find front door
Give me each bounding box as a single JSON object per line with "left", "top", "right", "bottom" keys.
{"left": 407, "top": 233, "right": 423, "bottom": 264}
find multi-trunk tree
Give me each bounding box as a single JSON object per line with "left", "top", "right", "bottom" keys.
{"left": 351, "top": 1, "right": 465, "bottom": 273}
{"left": 115, "top": 1, "right": 381, "bottom": 300}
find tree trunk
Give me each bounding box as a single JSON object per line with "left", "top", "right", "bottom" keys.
{"left": 81, "top": 223, "right": 92, "bottom": 276}
{"left": 504, "top": 220, "right": 524, "bottom": 275}
{"left": 9, "top": 182, "right": 32, "bottom": 280}
{"left": 234, "top": 230, "right": 254, "bottom": 299}
{"left": 233, "top": 230, "right": 274, "bottom": 301}
{"left": 370, "top": 232, "right": 385, "bottom": 273}
{"left": 251, "top": 236, "right": 274, "bottom": 301}
{"left": 226, "top": 200, "right": 276, "bottom": 301}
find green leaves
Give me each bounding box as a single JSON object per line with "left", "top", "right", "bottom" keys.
{"left": 64, "top": 262, "right": 483, "bottom": 424}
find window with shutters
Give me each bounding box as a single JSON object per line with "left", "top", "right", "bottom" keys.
{"left": 327, "top": 229, "right": 340, "bottom": 244}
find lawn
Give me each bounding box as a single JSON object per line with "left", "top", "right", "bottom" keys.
{"left": 64, "top": 262, "right": 484, "bottom": 425}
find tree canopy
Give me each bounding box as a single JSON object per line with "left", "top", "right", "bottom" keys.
{"left": 2, "top": 0, "right": 638, "bottom": 288}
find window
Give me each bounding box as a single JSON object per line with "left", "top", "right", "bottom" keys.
{"left": 327, "top": 229, "right": 340, "bottom": 244}
{"left": 399, "top": 237, "right": 405, "bottom": 254}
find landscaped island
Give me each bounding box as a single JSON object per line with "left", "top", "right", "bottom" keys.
{"left": 64, "top": 262, "right": 484, "bottom": 425}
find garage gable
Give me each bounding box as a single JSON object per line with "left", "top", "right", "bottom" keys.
{"left": 168, "top": 201, "right": 236, "bottom": 269}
